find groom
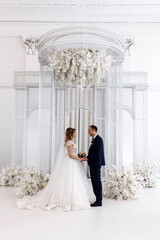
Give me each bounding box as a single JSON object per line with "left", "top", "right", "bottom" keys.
{"left": 85, "top": 125, "right": 105, "bottom": 207}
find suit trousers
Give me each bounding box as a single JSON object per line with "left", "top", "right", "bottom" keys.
{"left": 90, "top": 166, "right": 102, "bottom": 203}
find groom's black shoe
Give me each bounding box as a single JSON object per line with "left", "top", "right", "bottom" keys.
{"left": 90, "top": 201, "right": 102, "bottom": 207}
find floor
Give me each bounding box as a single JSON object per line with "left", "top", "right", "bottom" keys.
{"left": 0, "top": 183, "right": 160, "bottom": 240}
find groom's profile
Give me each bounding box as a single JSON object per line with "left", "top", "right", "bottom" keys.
{"left": 85, "top": 125, "right": 105, "bottom": 207}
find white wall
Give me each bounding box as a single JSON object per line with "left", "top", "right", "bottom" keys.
{"left": 0, "top": 37, "right": 25, "bottom": 84}
{"left": 0, "top": 36, "right": 25, "bottom": 167}
{"left": 0, "top": 88, "right": 13, "bottom": 167}
{"left": 0, "top": 23, "right": 160, "bottom": 171}
{"left": 122, "top": 26, "right": 160, "bottom": 171}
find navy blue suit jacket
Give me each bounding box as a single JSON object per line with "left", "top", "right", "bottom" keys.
{"left": 87, "top": 135, "right": 105, "bottom": 167}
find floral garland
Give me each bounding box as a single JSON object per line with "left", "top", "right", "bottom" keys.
{"left": 103, "top": 165, "right": 142, "bottom": 200}
{"left": 133, "top": 162, "right": 158, "bottom": 188}
{"left": 47, "top": 48, "right": 112, "bottom": 87}
{"left": 0, "top": 161, "right": 50, "bottom": 197}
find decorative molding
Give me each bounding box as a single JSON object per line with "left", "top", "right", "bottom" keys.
{"left": 1, "top": 3, "right": 160, "bottom": 24}
{"left": 22, "top": 35, "right": 39, "bottom": 55}
{"left": 1, "top": 15, "right": 160, "bottom": 24}
{"left": 125, "top": 39, "right": 135, "bottom": 56}
{"left": 1, "top": 3, "right": 160, "bottom": 7}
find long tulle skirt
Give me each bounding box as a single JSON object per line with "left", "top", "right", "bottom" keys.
{"left": 16, "top": 156, "right": 96, "bottom": 211}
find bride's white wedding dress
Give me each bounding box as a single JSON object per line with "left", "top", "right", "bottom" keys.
{"left": 16, "top": 140, "right": 96, "bottom": 211}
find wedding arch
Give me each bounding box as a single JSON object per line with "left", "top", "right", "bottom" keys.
{"left": 37, "top": 26, "right": 125, "bottom": 177}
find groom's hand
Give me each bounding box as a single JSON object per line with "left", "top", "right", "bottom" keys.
{"left": 82, "top": 157, "right": 88, "bottom": 161}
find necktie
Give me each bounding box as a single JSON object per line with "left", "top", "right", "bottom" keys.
{"left": 91, "top": 137, "right": 94, "bottom": 144}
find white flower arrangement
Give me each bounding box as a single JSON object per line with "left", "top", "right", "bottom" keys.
{"left": 103, "top": 165, "right": 142, "bottom": 200}
{"left": 133, "top": 162, "right": 158, "bottom": 188}
{"left": 15, "top": 167, "right": 50, "bottom": 197}
{"left": 0, "top": 161, "right": 158, "bottom": 200}
{"left": 0, "top": 161, "right": 50, "bottom": 196}
{"left": 47, "top": 48, "right": 112, "bottom": 87}
{"left": 0, "top": 161, "right": 25, "bottom": 187}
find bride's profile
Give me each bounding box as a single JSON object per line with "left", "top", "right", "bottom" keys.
{"left": 16, "top": 127, "right": 96, "bottom": 211}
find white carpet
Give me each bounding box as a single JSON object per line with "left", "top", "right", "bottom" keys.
{"left": 0, "top": 183, "right": 160, "bottom": 240}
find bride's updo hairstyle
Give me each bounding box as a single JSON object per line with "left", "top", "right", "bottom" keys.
{"left": 65, "top": 127, "right": 76, "bottom": 145}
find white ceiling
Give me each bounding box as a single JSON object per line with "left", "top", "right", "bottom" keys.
{"left": 1, "top": 0, "right": 160, "bottom": 4}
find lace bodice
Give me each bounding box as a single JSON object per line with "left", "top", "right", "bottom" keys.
{"left": 66, "top": 140, "right": 76, "bottom": 155}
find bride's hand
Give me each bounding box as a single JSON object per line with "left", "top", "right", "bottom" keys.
{"left": 82, "top": 157, "right": 88, "bottom": 161}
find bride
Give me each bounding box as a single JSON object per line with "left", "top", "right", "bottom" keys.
{"left": 16, "top": 127, "right": 96, "bottom": 211}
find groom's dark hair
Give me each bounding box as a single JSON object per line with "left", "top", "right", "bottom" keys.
{"left": 90, "top": 125, "right": 98, "bottom": 132}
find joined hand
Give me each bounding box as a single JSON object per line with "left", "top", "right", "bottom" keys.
{"left": 82, "top": 157, "right": 88, "bottom": 161}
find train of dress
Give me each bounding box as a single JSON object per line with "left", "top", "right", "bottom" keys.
{"left": 16, "top": 141, "right": 96, "bottom": 211}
